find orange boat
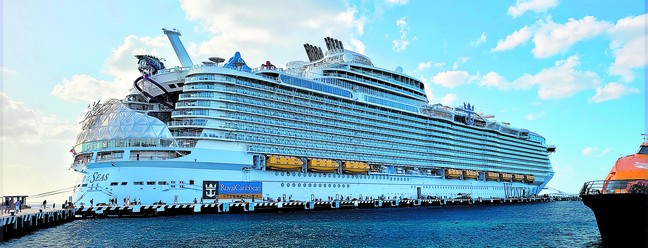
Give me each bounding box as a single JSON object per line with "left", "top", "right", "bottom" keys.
{"left": 580, "top": 135, "right": 648, "bottom": 246}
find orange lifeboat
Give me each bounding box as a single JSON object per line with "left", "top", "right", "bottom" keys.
{"left": 500, "top": 173, "right": 512, "bottom": 181}
{"left": 445, "top": 169, "right": 462, "bottom": 179}
{"left": 308, "top": 159, "right": 339, "bottom": 172}
{"left": 463, "top": 170, "right": 479, "bottom": 179}
{"left": 524, "top": 175, "right": 535, "bottom": 183}
{"left": 342, "top": 161, "right": 370, "bottom": 174}
{"left": 512, "top": 174, "right": 524, "bottom": 182}
{"left": 486, "top": 172, "right": 500, "bottom": 181}
{"left": 266, "top": 155, "right": 303, "bottom": 171}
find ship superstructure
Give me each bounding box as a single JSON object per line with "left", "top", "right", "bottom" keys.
{"left": 70, "top": 29, "right": 554, "bottom": 205}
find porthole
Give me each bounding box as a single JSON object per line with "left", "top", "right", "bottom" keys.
{"left": 286, "top": 172, "right": 291, "bottom": 176}
{"left": 323, "top": 184, "right": 327, "bottom": 188}
{"left": 281, "top": 183, "right": 284, "bottom": 187}
{"left": 333, "top": 184, "right": 336, "bottom": 188}
{"left": 298, "top": 172, "right": 302, "bottom": 177}
{"left": 275, "top": 172, "right": 279, "bottom": 176}
{"left": 281, "top": 172, "right": 285, "bottom": 176}
{"left": 298, "top": 183, "right": 301, "bottom": 187}
{"left": 286, "top": 183, "right": 290, "bottom": 187}
{"left": 328, "top": 184, "right": 332, "bottom": 187}
{"left": 292, "top": 183, "right": 296, "bottom": 187}
{"left": 319, "top": 183, "right": 322, "bottom": 187}
{"left": 309, "top": 183, "right": 312, "bottom": 187}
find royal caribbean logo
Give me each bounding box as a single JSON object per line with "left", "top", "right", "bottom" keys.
{"left": 202, "top": 181, "right": 262, "bottom": 199}
{"left": 203, "top": 181, "right": 218, "bottom": 199}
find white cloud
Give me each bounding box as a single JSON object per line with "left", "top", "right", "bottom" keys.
{"left": 479, "top": 56, "right": 601, "bottom": 100}
{"left": 532, "top": 16, "right": 611, "bottom": 58}
{"left": 590, "top": 82, "right": 639, "bottom": 103}
{"left": 416, "top": 61, "right": 445, "bottom": 72}
{"left": 392, "top": 17, "right": 411, "bottom": 52}
{"left": 526, "top": 110, "right": 545, "bottom": 120}
{"left": 416, "top": 62, "right": 431, "bottom": 71}
{"left": 452, "top": 56, "right": 471, "bottom": 70}
{"left": 349, "top": 37, "right": 366, "bottom": 54}
{"left": 469, "top": 32, "right": 487, "bottom": 47}
{"left": 492, "top": 26, "right": 532, "bottom": 52}
{"left": 507, "top": 0, "right": 558, "bottom": 18}
{"left": 582, "top": 147, "right": 612, "bottom": 157}
{"left": 2, "top": 66, "right": 17, "bottom": 74}
{"left": 51, "top": 35, "right": 174, "bottom": 103}
{"left": 607, "top": 13, "right": 647, "bottom": 82}
{"left": 493, "top": 16, "right": 612, "bottom": 58}
{"left": 51, "top": 75, "right": 131, "bottom": 103}
{"left": 180, "top": 0, "right": 366, "bottom": 65}
{"left": 431, "top": 70, "right": 478, "bottom": 88}
{"left": 479, "top": 71, "right": 512, "bottom": 90}
{"left": 1, "top": 92, "right": 77, "bottom": 144}
{"left": 440, "top": 93, "right": 459, "bottom": 105}
{"left": 385, "top": 0, "right": 408, "bottom": 5}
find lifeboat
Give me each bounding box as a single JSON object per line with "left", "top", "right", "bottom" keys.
{"left": 342, "top": 161, "right": 370, "bottom": 174}
{"left": 308, "top": 159, "right": 339, "bottom": 172}
{"left": 486, "top": 172, "right": 500, "bottom": 181}
{"left": 445, "top": 169, "right": 462, "bottom": 179}
{"left": 266, "top": 155, "right": 303, "bottom": 171}
{"left": 500, "top": 173, "right": 512, "bottom": 181}
{"left": 524, "top": 175, "right": 535, "bottom": 183}
{"left": 463, "top": 170, "right": 478, "bottom": 179}
{"left": 512, "top": 174, "right": 524, "bottom": 182}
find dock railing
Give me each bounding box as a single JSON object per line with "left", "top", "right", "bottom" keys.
{"left": 580, "top": 179, "right": 648, "bottom": 195}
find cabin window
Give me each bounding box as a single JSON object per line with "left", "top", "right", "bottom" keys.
{"left": 134, "top": 182, "right": 143, "bottom": 185}
{"left": 189, "top": 180, "right": 194, "bottom": 185}
{"left": 110, "top": 182, "right": 118, "bottom": 186}
{"left": 121, "top": 182, "right": 128, "bottom": 185}
{"left": 147, "top": 181, "right": 155, "bottom": 185}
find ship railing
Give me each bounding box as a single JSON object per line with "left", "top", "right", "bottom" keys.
{"left": 580, "top": 179, "right": 648, "bottom": 195}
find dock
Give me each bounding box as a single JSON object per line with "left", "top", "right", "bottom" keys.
{"left": 1, "top": 208, "right": 75, "bottom": 241}
{"left": 72, "top": 196, "right": 565, "bottom": 218}
{"left": 2, "top": 196, "right": 577, "bottom": 241}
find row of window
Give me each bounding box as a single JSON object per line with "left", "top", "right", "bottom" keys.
{"left": 364, "top": 95, "right": 419, "bottom": 112}
{"left": 275, "top": 171, "right": 411, "bottom": 181}
{"left": 281, "top": 182, "right": 350, "bottom": 188}
{"left": 103, "top": 180, "right": 195, "bottom": 187}
{"left": 279, "top": 75, "right": 352, "bottom": 98}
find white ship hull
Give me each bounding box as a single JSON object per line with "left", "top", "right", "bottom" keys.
{"left": 72, "top": 149, "right": 545, "bottom": 205}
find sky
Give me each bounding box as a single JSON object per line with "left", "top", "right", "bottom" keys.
{"left": 1, "top": 0, "right": 646, "bottom": 203}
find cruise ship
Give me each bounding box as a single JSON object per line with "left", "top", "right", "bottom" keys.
{"left": 70, "top": 28, "right": 555, "bottom": 205}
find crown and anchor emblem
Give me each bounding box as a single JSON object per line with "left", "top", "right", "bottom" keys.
{"left": 204, "top": 182, "right": 218, "bottom": 197}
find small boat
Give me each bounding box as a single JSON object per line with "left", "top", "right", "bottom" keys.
{"left": 308, "top": 159, "right": 339, "bottom": 172}
{"left": 266, "top": 155, "right": 303, "bottom": 171}
{"left": 580, "top": 135, "right": 648, "bottom": 247}
{"left": 342, "top": 161, "right": 369, "bottom": 174}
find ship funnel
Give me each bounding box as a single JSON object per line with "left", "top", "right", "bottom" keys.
{"left": 162, "top": 28, "right": 193, "bottom": 67}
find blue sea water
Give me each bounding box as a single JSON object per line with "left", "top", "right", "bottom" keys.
{"left": 4, "top": 201, "right": 601, "bottom": 247}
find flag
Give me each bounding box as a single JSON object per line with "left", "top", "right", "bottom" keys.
{"left": 69, "top": 147, "right": 77, "bottom": 156}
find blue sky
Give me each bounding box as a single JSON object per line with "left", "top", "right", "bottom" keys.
{"left": 1, "top": 0, "right": 646, "bottom": 202}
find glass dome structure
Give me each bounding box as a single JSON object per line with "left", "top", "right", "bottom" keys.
{"left": 75, "top": 99, "right": 174, "bottom": 146}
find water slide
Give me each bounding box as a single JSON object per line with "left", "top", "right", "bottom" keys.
{"left": 133, "top": 75, "right": 175, "bottom": 110}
